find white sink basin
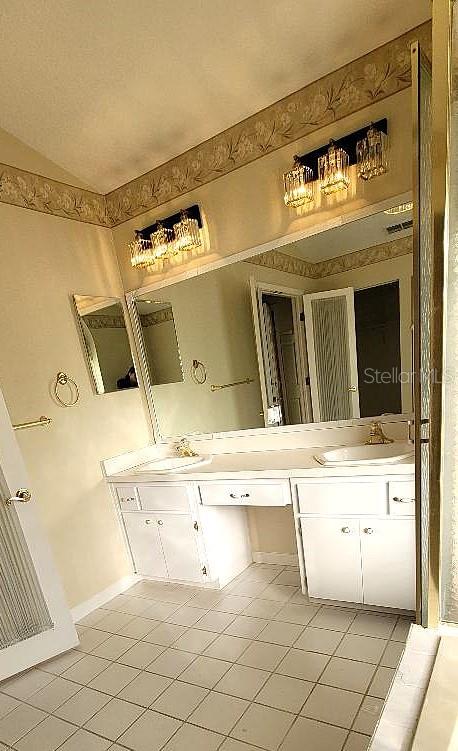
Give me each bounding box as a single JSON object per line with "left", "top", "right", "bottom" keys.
{"left": 315, "top": 443, "right": 414, "bottom": 467}
{"left": 134, "top": 455, "right": 212, "bottom": 474}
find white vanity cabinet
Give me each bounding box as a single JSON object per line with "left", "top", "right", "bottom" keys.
{"left": 294, "top": 477, "right": 416, "bottom": 611}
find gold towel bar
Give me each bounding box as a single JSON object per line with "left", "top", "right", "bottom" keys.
{"left": 13, "top": 416, "right": 52, "bottom": 431}
{"left": 211, "top": 377, "right": 254, "bottom": 392}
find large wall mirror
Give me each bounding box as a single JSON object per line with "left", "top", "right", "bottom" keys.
{"left": 131, "top": 199, "right": 413, "bottom": 437}
{"left": 73, "top": 294, "right": 138, "bottom": 394}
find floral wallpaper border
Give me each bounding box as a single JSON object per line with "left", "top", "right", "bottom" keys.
{"left": 0, "top": 22, "right": 430, "bottom": 228}
{"left": 85, "top": 314, "right": 126, "bottom": 329}
{"left": 249, "top": 235, "right": 412, "bottom": 279}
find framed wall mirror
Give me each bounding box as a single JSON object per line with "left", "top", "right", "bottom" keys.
{"left": 133, "top": 300, "right": 183, "bottom": 386}
{"left": 73, "top": 294, "right": 138, "bottom": 395}
{"left": 129, "top": 197, "right": 413, "bottom": 438}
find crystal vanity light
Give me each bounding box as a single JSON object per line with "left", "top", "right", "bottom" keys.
{"left": 173, "top": 209, "right": 202, "bottom": 252}
{"left": 129, "top": 232, "right": 155, "bottom": 269}
{"left": 283, "top": 156, "right": 314, "bottom": 207}
{"left": 318, "top": 140, "right": 351, "bottom": 195}
{"left": 150, "top": 222, "right": 174, "bottom": 260}
{"left": 356, "top": 123, "right": 389, "bottom": 181}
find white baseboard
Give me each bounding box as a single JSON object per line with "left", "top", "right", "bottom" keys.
{"left": 71, "top": 575, "right": 139, "bottom": 623}
{"left": 253, "top": 552, "right": 299, "bottom": 566}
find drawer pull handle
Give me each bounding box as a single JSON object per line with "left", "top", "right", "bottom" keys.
{"left": 241, "top": 493, "right": 250, "bottom": 498}
{"left": 157, "top": 520, "right": 163, "bottom": 526}
{"left": 341, "top": 526, "right": 351, "bottom": 534}
{"left": 145, "top": 519, "right": 151, "bottom": 525}
{"left": 121, "top": 497, "right": 135, "bottom": 503}
{"left": 229, "top": 493, "right": 239, "bottom": 499}
{"left": 393, "top": 496, "right": 414, "bottom": 503}
{"left": 364, "top": 527, "right": 374, "bottom": 534}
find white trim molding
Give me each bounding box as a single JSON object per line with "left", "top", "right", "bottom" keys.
{"left": 71, "top": 575, "right": 139, "bottom": 623}
{"left": 252, "top": 552, "right": 299, "bottom": 567}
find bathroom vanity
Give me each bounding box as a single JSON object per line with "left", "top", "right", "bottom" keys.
{"left": 105, "top": 443, "right": 415, "bottom": 613}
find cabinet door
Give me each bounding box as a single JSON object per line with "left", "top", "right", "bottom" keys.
{"left": 123, "top": 513, "right": 167, "bottom": 578}
{"left": 158, "top": 514, "right": 203, "bottom": 582}
{"left": 300, "top": 518, "right": 362, "bottom": 603}
{"left": 361, "top": 518, "right": 416, "bottom": 610}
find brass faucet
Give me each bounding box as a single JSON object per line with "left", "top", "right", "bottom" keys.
{"left": 365, "top": 421, "right": 394, "bottom": 445}
{"left": 176, "top": 437, "right": 198, "bottom": 458}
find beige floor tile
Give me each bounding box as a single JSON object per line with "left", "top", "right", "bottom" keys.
{"left": 335, "top": 634, "right": 387, "bottom": 664}
{"left": 173, "top": 628, "right": 218, "bottom": 654}
{"left": 118, "top": 617, "right": 161, "bottom": 639}
{"left": 276, "top": 649, "right": 329, "bottom": 682}
{"left": 280, "top": 716, "right": 347, "bottom": 751}
{"left": 391, "top": 618, "right": 413, "bottom": 643}
{"left": 273, "top": 571, "right": 301, "bottom": 587}
{"left": 256, "top": 674, "right": 314, "bottom": 714}
{"left": 368, "top": 666, "right": 396, "bottom": 699}
{"left": 84, "top": 698, "right": 144, "bottom": 741}
{"left": 15, "top": 716, "right": 75, "bottom": 751}
{"left": 380, "top": 641, "right": 405, "bottom": 668}
{"left": 188, "top": 691, "right": 248, "bottom": 734}
{"left": 92, "top": 635, "right": 137, "bottom": 660}
{"left": 0, "top": 704, "right": 46, "bottom": 745}
{"left": 343, "top": 731, "right": 371, "bottom": 750}
{"left": 95, "top": 612, "right": 135, "bottom": 634}
{"left": 0, "top": 694, "right": 19, "bottom": 720}
{"left": 187, "top": 591, "right": 224, "bottom": 609}
{"left": 220, "top": 739, "right": 264, "bottom": 751}
{"left": 118, "top": 710, "right": 181, "bottom": 751}
{"left": 261, "top": 585, "right": 297, "bottom": 603}
{"left": 242, "top": 600, "right": 283, "bottom": 619}
{"left": 144, "top": 623, "right": 187, "bottom": 647}
{"left": 231, "top": 702, "right": 294, "bottom": 751}
{"left": 257, "top": 620, "right": 304, "bottom": 647}
{"left": 294, "top": 626, "right": 343, "bottom": 654}
{"left": 1, "top": 669, "right": 54, "bottom": 700}
{"left": 147, "top": 648, "right": 196, "bottom": 679}
{"left": 40, "top": 650, "right": 83, "bottom": 676}
{"left": 241, "top": 566, "right": 283, "bottom": 583}
{"left": 205, "top": 634, "right": 251, "bottom": 662}
{"left": 55, "top": 687, "right": 111, "bottom": 725}
{"left": 225, "top": 616, "right": 267, "bottom": 639}
{"left": 118, "top": 671, "right": 172, "bottom": 707}
{"left": 238, "top": 641, "right": 288, "bottom": 671}
{"left": 106, "top": 595, "right": 152, "bottom": 617}
{"left": 178, "top": 656, "right": 232, "bottom": 688}
{"left": 228, "top": 581, "right": 270, "bottom": 598}
{"left": 273, "top": 603, "right": 320, "bottom": 626}
{"left": 348, "top": 613, "right": 397, "bottom": 640}
{"left": 309, "top": 608, "right": 357, "bottom": 632}
{"left": 353, "top": 696, "right": 384, "bottom": 735}
{"left": 141, "top": 602, "right": 181, "bottom": 621}
{"left": 151, "top": 680, "right": 208, "bottom": 719}
{"left": 61, "top": 655, "right": 111, "bottom": 685}
{"left": 214, "top": 596, "right": 253, "bottom": 614}
{"left": 27, "top": 677, "right": 80, "bottom": 712}
{"left": 162, "top": 722, "right": 223, "bottom": 751}
{"left": 319, "top": 657, "right": 376, "bottom": 693}
{"left": 88, "top": 663, "right": 139, "bottom": 696}
{"left": 301, "top": 684, "right": 363, "bottom": 729}
{"left": 195, "top": 611, "right": 236, "bottom": 633}
{"left": 117, "top": 641, "right": 164, "bottom": 669}
{"left": 77, "top": 609, "right": 108, "bottom": 628}
{"left": 58, "top": 728, "right": 111, "bottom": 750}
{"left": 167, "top": 607, "right": 209, "bottom": 627}
{"left": 214, "top": 664, "right": 269, "bottom": 700}
{"left": 76, "top": 627, "right": 111, "bottom": 653}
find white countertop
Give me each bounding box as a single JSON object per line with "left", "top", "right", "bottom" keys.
{"left": 106, "top": 446, "right": 414, "bottom": 483}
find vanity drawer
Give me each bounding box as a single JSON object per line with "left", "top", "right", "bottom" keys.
{"left": 115, "top": 485, "right": 139, "bottom": 511}
{"left": 296, "top": 480, "right": 387, "bottom": 516}
{"left": 388, "top": 481, "right": 415, "bottom": 516}
{"left": 138, "top": 484, "right": 190, "bottom": 512}
{"left": 199, "top": 480, "right": 291, "bottom": 507}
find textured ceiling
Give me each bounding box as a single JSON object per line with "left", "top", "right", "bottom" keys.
{"left": 0, "top": 0, "right": 430, "bottom": 192}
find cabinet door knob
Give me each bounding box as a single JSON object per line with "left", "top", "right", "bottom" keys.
{"left": 145, "top": 519, "right": 151, "bottom": 525}
{"left": 341, "top": 526, "right": 351, "bottom": 534}
{"left": 364, "top": 527, "right": 374, "bottom": 534}
{"left": 241, "top": 493, "right": 250, "bottom": 498}
{"left": 229, "top": 493, "right": 238, "bottom": 499}
{"left": 157, "top": 519, "right": 163, "bottom": 526}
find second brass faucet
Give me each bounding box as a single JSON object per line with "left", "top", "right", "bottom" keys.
{"left": 365, "top": 421, "right": 393, "bottom": 445}
{"left": 176, "top": 437, "right": 198, "bottom": 458}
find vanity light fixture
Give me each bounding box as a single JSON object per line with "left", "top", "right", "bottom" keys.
{"left": 318, "top": 140, "right": 351, "bottom": 195}
{"left": 173, "top": 209, "right": 202, "bottom": 252}
{"left": 283, "top": 156, "right": 314, "bottom": 207}
{"left": 129, "top": 232, "right": 155, "bottom": 269}
{"left": 150, "top": 222, "right": 174, "bottom": 260}
{"left": 356, "top": 123, "right": 389, "bottom": 181}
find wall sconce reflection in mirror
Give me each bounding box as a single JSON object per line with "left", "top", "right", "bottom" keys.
{"left": 130, "top": 205, "right": 203, "bottom": 270}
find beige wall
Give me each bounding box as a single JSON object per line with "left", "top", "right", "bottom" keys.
{"left": 0, "top": 132, "right": 150, "bottom": 608}
{"left": 143, "top": 320, "right": 183, "bottom": 385}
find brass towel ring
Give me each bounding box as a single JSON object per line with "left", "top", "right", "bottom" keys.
{"left": 54, "top": 372, "right": 79, "bottom": 407}
{"left": 191, "top": 359, "right": 207, "bottom": 385}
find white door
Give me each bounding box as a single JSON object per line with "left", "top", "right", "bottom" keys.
{"left": 0, "top": 390, "right": 77, "bottom": 681}
{"left": 361, "top": 518, "right": 416, "bottom": 610}
{"left": 300, "top": 517, "right": 363, "bottom": 603}
{"left": 303, "top": 288, "right": 360, "bottom": 422}
{"left": 123, "top": 513, "right": 168, "bottom": 578}
{"left": 158, "top": 514, "right": 203, "bottom": 582}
